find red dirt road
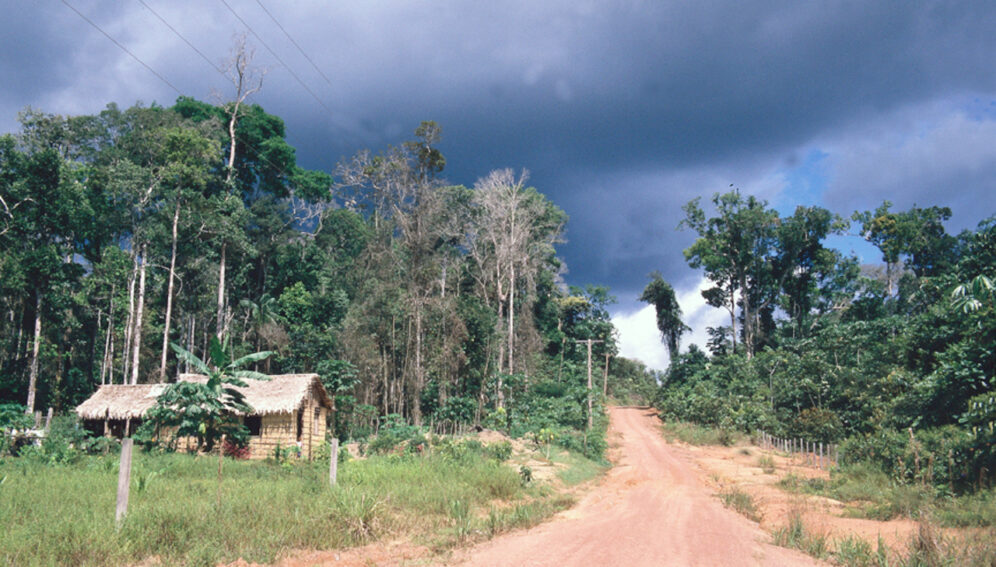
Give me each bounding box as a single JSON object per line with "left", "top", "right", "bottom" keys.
{"left": 444, "top": 407, "right": 825, "bottom": 567}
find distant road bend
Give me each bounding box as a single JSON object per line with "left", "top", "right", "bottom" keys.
{"left": 447, "top": 406, "right": 825, "bottom": 566}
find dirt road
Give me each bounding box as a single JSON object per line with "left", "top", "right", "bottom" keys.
{"left": 445, "top": 407, "right": 825, "bottom": 566}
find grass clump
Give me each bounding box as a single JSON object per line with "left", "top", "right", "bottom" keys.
{"left": 660, "top": 421, "right": 744, "bottom": 447}
{"left": 773, "top": 510, "right": 829, "bottom": 559}
{"left": 832, "top": 535, "right": 891, "bottom": 567}
{"left": 719, "top": 486, "right": 762, "bottom": 523}
{"left": 757, "top": 454, "right": 776, "bottom": 474}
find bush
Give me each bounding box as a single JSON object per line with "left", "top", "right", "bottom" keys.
{"left": 367, "top": 414, "right": 427, "bottom": 455}
{"left": 790, "top": 407, "right": 844, "bottom": 443}
{"left": 839, "top": 426, "right": 972, "bottom": 490}
{"left": 484, "top": 440, "right": 513, "bottom": 462}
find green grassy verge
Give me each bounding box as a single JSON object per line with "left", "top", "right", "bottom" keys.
{"left": 659, "top": 420, "right": 746, "bottom": 447}
{"left": 0, "top": 442, "right": 600, "bottom": 566}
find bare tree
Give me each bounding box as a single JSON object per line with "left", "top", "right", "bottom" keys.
{"left": 469, "top": 169, "right": 565, "bottom": 403}
{"left": 215, "top": 33, "right": 265, "bottom": 341}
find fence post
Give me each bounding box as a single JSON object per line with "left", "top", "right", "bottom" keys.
{"left": 44, "top": 407, "right": 53, "bottom": 430}
{"left": 819, "top": 442, "right": 824, "bottom": 470}
{"left": 329, "top": 438, "right": 339, "bottom": 486}
{"left": 116, "top": 438, "right": 133, "bottom": 527}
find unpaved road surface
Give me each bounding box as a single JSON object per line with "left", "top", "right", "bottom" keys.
{"left": 445, "top": 407, "right": 825, "bottom": 567}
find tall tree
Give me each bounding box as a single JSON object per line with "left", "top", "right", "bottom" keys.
{"left": 639, "top": 271, "right": 688, "bottom": 361}
{"left": 682, "top": 189, "right": 780, "bottom": 358}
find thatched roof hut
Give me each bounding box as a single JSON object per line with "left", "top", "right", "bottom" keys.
{"left": 176, "top": 373, "right": 333, "bottom": 415}
{"left": 75, "top": 384, "right": 167, "bottom": 421}
{"left": 75, "top": 374, "right": 334, "bottom": 460}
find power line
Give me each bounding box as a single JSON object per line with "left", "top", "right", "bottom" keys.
{"left": 61, "top": 0, "right": 182, "bottom": 97}
{"left": 60, "top": 1, "right": 314, "bottom": 191}
{"left": 254, "top": 0, "right": 333, "bottom": 87}
{"left": 137, "top": 0, "right": 224, "bottom": 74}
{"left": 218, "top": 0, "right": 337, "bottom": 119}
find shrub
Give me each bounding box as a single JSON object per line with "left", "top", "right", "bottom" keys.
{"left": 790, "top": 407, "right": 844, "bottom": 443}
{"left": 484, "top": 440, "right": 512, "bottom": 462}
{"left": 367, "top": 414, "right": 426, "bottom": 455}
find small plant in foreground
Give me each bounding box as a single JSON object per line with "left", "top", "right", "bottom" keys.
{"left": 719, "top": 486, "right": 762, "bottom": 523}
{"left": 833, "top": 535, "right": 884, "bottom": 567}
{"left": 773, "top": 510, "right": 829, "bottom": 559}
{"left": 758, "top": 455, "right": 776, "bottom": 474}
{"left": 519, "top": 465, "right": 533, "bottom": 485}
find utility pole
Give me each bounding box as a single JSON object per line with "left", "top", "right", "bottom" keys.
{"left": 603, "top": 351, "right": 611, "bottom": 396}
{"left": 575, "top": 338, "right": 603, "bottom": 429}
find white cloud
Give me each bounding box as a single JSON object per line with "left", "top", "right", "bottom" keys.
{"left": 612, "top": 304, "right": 669, "bottom": 371}
{"left": 612, "top": 275, "right": 728, "bottom": 371}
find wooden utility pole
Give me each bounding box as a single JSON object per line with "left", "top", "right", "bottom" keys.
{"left": 602, "top": 352, "right": 610, "bottom": 396}
{"left": 575, "top": 338, "right": 603, "bottom": 429}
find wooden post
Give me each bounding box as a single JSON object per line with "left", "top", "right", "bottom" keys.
{"left": 44, "top": 407, "right": 53, "bottom": 430}
{"left": 329, "top": 438, "right": 339, "bottom": 486}
{"left": 217, "top": 433, "right": 225, "bottom": 509}
{"left": 602, "top": 352, "right": 610, "bottom": 396}
{"left": 586, "top": 339, "right": 593, "bottom": 429}
{"left": 819, "top": 442, "right": 824, "bottom": 470}
{"left": 116, "top": 438, "right": 133, "bottom": 527}
{"left": 574, "top": 338, "right": 603, "bottom": 430}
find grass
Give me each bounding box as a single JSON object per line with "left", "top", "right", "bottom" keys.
{"left": 0, "top": 441, "right": 598, "bottom": 566}
{"left": 772, "top": 508, "right": 829, "bottom": 559}
{"left": 718, "top": 486, "right": 762, "bottom": 523}
{"left": 769, "top": 483, "right": 996, "bottom": 566}
{"left": 659, "top": 421, "right": 745, "bottom": 447}
{"left": 757, "top": 454, "right": 776, "bottom": 474}
{"left": 777, "top": 463, "right": 996, "bottom": 529}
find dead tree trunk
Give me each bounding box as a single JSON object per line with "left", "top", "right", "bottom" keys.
{"left": 25, "top": 291, "right": 42, "bottom": 414}
{"left": 130, "top": 244, "right": 148, "bottom": 385}
{"left": 159, "top": 204, "right": 180, "bottom": 380}
{"left": 216, "top": 242, "right": 226, "bottom": 341}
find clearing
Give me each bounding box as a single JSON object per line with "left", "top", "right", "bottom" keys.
{"left": 439, "top": 406, "right": 824, "bottom": 566}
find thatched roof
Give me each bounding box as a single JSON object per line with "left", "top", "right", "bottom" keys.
{"left": 75, "top": 384, "right": 167, "bottom": 420}
{"left": 177, "top": 373, "right": 333, "bottom": 415}
{"left": 75, "top": 374, "right": 332, "bottom": 420}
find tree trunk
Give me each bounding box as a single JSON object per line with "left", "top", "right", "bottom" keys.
{"left": 130, "top": 244, "right": 148, "bottom": 385}
{"left": 507, "top": 264, "right": 515, "bottom": 374}
{"left": 122, "top": 251, "right": 139, "bottom": 382}
{"left": 740, "top": 275, "right": 753, "bottom": 359}
{"left": 217, "top": 242, "right": 227, "bottom": 341}
{"left": 159, "top": 203, "right": 180, "bottom": 381}
{"left": 413, "top": 302, "right": 423, "bottom": 425}
{"left": 101, "top": 290, "right": 114, "bottom": 385}
{"left": 25, "top": 291, "right": 42, "bottom": 414}
{"left": 728, "top": 279, "right": 737, "bottom": 353}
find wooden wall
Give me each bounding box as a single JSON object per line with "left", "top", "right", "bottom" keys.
{"left": 245, "top": 384, "right": 328, "bottom": 460}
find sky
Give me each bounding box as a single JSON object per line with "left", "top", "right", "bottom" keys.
{"left": 3, "top": 1, "right": 996, "bottom": 371}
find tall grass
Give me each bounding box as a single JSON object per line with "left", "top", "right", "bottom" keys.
{"left": 718, "top": 486, "right": 763, "bottom": 523}
{"left": 0, "top": 444, "right": 574, "bottom": 566}
{"left": 659, "top": 421, "right": 744, "bottom": 446}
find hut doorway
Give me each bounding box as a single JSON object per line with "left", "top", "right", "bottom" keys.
{"left": 296, "top": 409, "right": 303, "bottom": 442}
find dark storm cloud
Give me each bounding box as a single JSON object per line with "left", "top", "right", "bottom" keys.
{"left": 3, "top": 0, "right": 996, "bottom": 311}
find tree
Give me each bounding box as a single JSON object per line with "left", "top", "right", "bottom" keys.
{"left": 682, "top": 189, "right": 780, "bottom": 358}
{"left": 639, "top": 271, "right": 689, "bottom": 361}
{"left": 469, "top": 169, "right": 566, "bottom": 379}
{"left": 852, "top": 202, "right": 956, "bottom": 294}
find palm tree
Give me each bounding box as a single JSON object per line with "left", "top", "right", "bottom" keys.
{"left": 145, "top": 337, "right": 273, "bottom": 452}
